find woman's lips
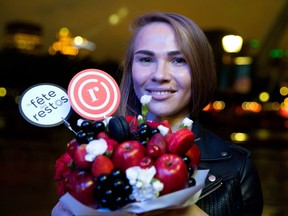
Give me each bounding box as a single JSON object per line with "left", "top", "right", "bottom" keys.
{"left": 147, "top": 89, "right": 176, "bottom": 100}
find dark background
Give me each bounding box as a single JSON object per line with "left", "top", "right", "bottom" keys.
{"left": 0, "top": 1, "right": 288, "bottom": 215}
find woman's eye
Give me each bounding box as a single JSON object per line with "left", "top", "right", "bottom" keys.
{"left": 135, "top": 56, "right": 154, "bottom": 64}
{"left": 172, "top": 58, "right": 187, "bottom": 65}
{"left": 139, "top": 57, "right": 152, "bottom": 63}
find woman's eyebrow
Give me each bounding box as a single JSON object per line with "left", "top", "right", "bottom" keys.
{"left": 167, "top": 50, "right": 181, "bottom": 56}
{"left": 134, "top": 50, "right": 181, "bottom": 56}
{"left": 134, "top": 50, "right": 154, "bottom": 56}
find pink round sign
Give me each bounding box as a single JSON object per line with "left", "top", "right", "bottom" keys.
{"left": 68, "top": 69, "right": 120, "bottom": 120}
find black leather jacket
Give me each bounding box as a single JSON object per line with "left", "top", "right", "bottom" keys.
{"left": 193, "top": 121, "right": 263, "bottom": 216}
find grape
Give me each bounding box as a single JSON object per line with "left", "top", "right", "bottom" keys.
{"left": 140, "top": 140, "right": 148, "bottom": 147}
{"left": 138, "top": 123, "right": 151, "bottom": 142}
{"left": 99, "top": 197, "right": 109, "bottom": 208}
{"left": 96, "top": 174, "right": 110, "bottom": 184}
{"left": 86, "top": 131, "right": 96, "bottom": 142}
{"left": 188, "top": 177, "right": 196, "bottom": 187}
{"left": 150, "top": 128, "right": 160, "bottom": 136}
{"left": 113, "top": 179, "right": 125, "bottom": 192}
{"left": 130, "top": 131, "right": 140, "bottom": 141}
{"left": 182, "top": 156, "right": 191, "bottom": 168}
{"left": 188, "top": 166, "right": 194, "bottom": 177}
{"left": 92, "top": 121, "right": 105, "bottom": 134}
{"left": 80, "top": 120, "right": 93, "bottom": 132}
{"left": 110, "top": 168, "right": 125, "bottom": 180}
{"left": 94, "top": 169, "right": 132, "bottom": 210}
{"left": 76, "top": 130, "right": 88, "bottom": 144}
{"left": 123, "top": 184, "right": 132, "bottom": 195}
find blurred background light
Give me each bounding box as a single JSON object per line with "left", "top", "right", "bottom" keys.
{"left": 222, "top": 35, "right": 243, "bottom": 53}
{"left": 231, "top": 132, "right": 248, "bottom": 142}
{"left": 259, "top": 92, "right": 270, "bottom": 102}
{"left": 0, "top": 87, "right": 7, "bottom": 97}
{"left": 280, "top": 86, "right": 288, "bottom": 96}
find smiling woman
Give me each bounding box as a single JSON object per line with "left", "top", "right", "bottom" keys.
{"left": 115, "top": 12, "right": 263, "bottom": 215}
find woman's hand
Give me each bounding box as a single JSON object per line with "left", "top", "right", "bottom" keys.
{"left": 51, "top": 202, "right": 73, "bottom": 216}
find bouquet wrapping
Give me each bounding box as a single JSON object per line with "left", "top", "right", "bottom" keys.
{"left": 54, "top": 95, "right": 208, "bottom": 214}
{"left": 59, "top": 170, "right": 208, "bottom": 215}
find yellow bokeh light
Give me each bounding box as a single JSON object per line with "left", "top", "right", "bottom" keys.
{"left": 202, "top": 103, "right": 211, "bottom": 111}
{"left": 222, "top": 35, "right": 243, "bottom": 53}
{"left": 213, "top": 101, "right": 225, "bottom": 111}
{"left": 0, "top": 87, "right": 7, "bottom": 97}
{"left": 271, "top": 102, "right": 280, "bottom": 111}
{"left": 234, "top": 56, "right": 252, "bottom": 65}
{"left": 118, "top": 7, "right": 128, "bottom": 18}
{"left": 280, "top": 86, "right": 288, "bottom": 96}
{"left": 256, "top": 129, "right": 270, "bottom": 140}
{"left": 59, "top": 27, "right": 70, "bottom": 37}
{"left": 109, "top": 14, "right": 120, "bottom": 25}
{"left": 15, "top": 95, "right": 20, "bottom": 104}
{"left": 231, "top": 132, "right": 248, "bottom": 142}
{"left": 74, "top": 36, "right": 84, "bottom": 46}
{"left": 259, "top": 92, "right": 270, "bottom": 102}
{"left": 241, "top": 101, "right": 262, "bottom": 112}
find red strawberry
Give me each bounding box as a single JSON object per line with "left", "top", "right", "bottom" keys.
{"left": 126, "top": 116, "right": 138, "bottom": 125}
{"left": 73, "top": 144, "right": 92, "bottom": 169}
{"left": 104, "top": 138, "right": 118, "bottom": 157}
{"left": 168, "top": 128, "right": 194, "bottom": 156}
{"left": 186, "top": 144, "right": 201, "bottom": 169}
{"left": 161, "top": 120, "right": 172, "bottom": 132}
{"left": 147, "top": 133, "right": 168, "bottom": 156}
{"left": 147, "top": 120, "right": 160, "bottom": 129}
{"left": 91, "top": 155, "right": 114, "bottom": 177}
{"left": 97, "top": 132, "right": 109, "bottom": 139}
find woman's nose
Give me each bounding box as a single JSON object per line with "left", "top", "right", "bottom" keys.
{"left": 152, "top": 61, "right": 171, "bottom": 82}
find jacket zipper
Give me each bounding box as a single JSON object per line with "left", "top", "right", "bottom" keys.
{"left": 199, "top": 178, "right": 223, "bottom": 200}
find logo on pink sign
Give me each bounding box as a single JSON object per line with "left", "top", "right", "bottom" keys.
{"left": 68, "top": 69, "right": 120, "bottom": 120}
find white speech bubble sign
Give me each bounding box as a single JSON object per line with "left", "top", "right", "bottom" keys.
{"left": 19, "top": 83, "right": 72, "bottom": 127}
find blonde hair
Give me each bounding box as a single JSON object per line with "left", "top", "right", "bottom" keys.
{"left": 117, "top": 12, "right": 216, "bottom": 120}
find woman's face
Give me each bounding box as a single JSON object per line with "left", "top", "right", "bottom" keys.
{"left": 132, "top": 22, "right": 192, "bottom": 121}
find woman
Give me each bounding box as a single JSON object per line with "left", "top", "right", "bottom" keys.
{"left": 117, "top": 12, "right": 263, "bottom": 215}
{"left": 52, "top": 12, "right": 263, "bottom": 215}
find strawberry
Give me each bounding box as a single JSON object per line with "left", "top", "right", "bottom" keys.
{"left": 147, "top": 120, "right": 160, "bottom": 129}
{"left": 91, "top": 155, "right": 114, "bottom": 177}
{"left": 73, "top": 144, "right": 92, "bottom": 169}
{"left": 97, "top": 132, "right": 109, "bottom": 139}
{"left": 186, "top": 144, "right": 201, "bottom": 169}
{"left": 168, "top": 128, "right": 194, "bottom": 156}
{"left": 126, "top": 116, "right": 138, "bottom": 126}
{"left": 104, "top": 138, "right": 118, "bottom": 157}
{"left": 161, "top": 119, "right": 172, "bottom": 132}
{"left": 147, "top": 133, "right": 168, "bottom": 156}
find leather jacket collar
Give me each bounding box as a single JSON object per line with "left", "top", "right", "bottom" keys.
{"left": 192, "top": 120, "right": 232, "bottom": 161}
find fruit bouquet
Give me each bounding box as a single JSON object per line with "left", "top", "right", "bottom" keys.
{"left": 54, "top": 95, "right": 209, "bottom": 215}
